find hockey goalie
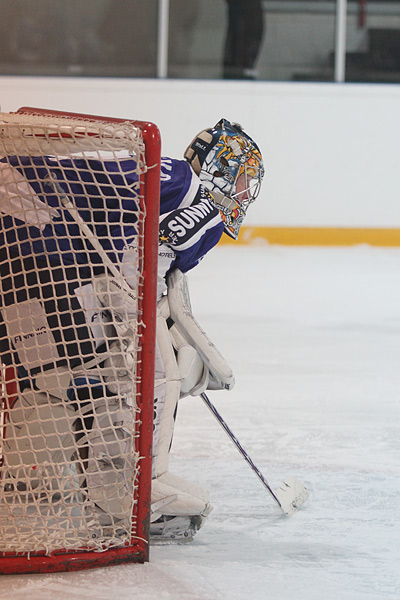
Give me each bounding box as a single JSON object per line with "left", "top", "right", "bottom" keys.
{"left": 0, "top": 118, "right": 264, "bottom": 545}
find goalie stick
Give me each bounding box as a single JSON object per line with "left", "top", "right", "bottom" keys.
{"left": 200, "top": 392, "right": 309, "bottom": 516}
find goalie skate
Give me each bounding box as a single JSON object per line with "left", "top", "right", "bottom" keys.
{"left": 150, "top": 492, "right": 211, "bottom": 544}
{"left": 150, "top": 514, "right": 205, "bottom": 544}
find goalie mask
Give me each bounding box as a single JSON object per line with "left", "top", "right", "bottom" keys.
{"left": 184, "top": 118, "right": 264, "bottom": 240}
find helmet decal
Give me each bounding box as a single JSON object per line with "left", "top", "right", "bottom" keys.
{"left": 184, "top": 119, "right": 264, "bottom": 240}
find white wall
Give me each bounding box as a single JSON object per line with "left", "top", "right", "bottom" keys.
{"left": 1, "top": 76, "right": 400, "bottom": 228}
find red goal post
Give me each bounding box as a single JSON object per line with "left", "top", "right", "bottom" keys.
{"left": 0, "top": 107, "right": 161, "bottom": 573}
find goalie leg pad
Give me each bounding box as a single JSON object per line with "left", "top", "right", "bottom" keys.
{"left": 101, "top": 339, "right": 136, "bottom": 397}
{"left": 77, "top": 398, "right": 135, "bottom": 526}
{"left": 2, "top": 389, "right": 77, "bottom": 495}
{"left": 150, "top": 307, "right": 212, "bottom": 540}
{"left": 152, "top": 312, "right": 181, "bottom": 478}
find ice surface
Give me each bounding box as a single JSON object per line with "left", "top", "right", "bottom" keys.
{"left": 2, "top": 245, "right": 400, "bottom": 600}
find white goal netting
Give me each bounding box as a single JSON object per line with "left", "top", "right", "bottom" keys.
{"left": 0, "top": 112, "right": 153, "bottom": 559}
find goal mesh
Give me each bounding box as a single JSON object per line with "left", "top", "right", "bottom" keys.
{"left": 0, "top": 108, "right": 160, "bottom": 573}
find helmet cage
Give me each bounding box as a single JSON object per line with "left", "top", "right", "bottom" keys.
{"left": 209, "top": 190, "right": 246, "bottom": 240}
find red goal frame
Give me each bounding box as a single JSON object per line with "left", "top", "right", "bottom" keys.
{"left": 0, "top": 107, "right": 161, "bottom": 573}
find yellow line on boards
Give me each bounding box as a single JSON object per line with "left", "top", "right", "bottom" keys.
{"left": 218, "top": 226, "right": 400, "bottom": 247}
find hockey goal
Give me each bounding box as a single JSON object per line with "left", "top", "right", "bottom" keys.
{"left": 0, "top": 107, "right": 160, "bottom": 573}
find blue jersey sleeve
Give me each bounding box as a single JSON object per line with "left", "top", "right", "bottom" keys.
{"left": 159, "top": 157, "right": 225, "bottom": 275}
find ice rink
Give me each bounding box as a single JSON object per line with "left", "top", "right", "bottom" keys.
{"left": 1, "top": 244, "right": 400, "bottom": 600}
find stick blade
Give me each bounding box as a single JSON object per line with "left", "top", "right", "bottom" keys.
{"left": 274, "top": 476, "right": 310, "bottom": 516}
